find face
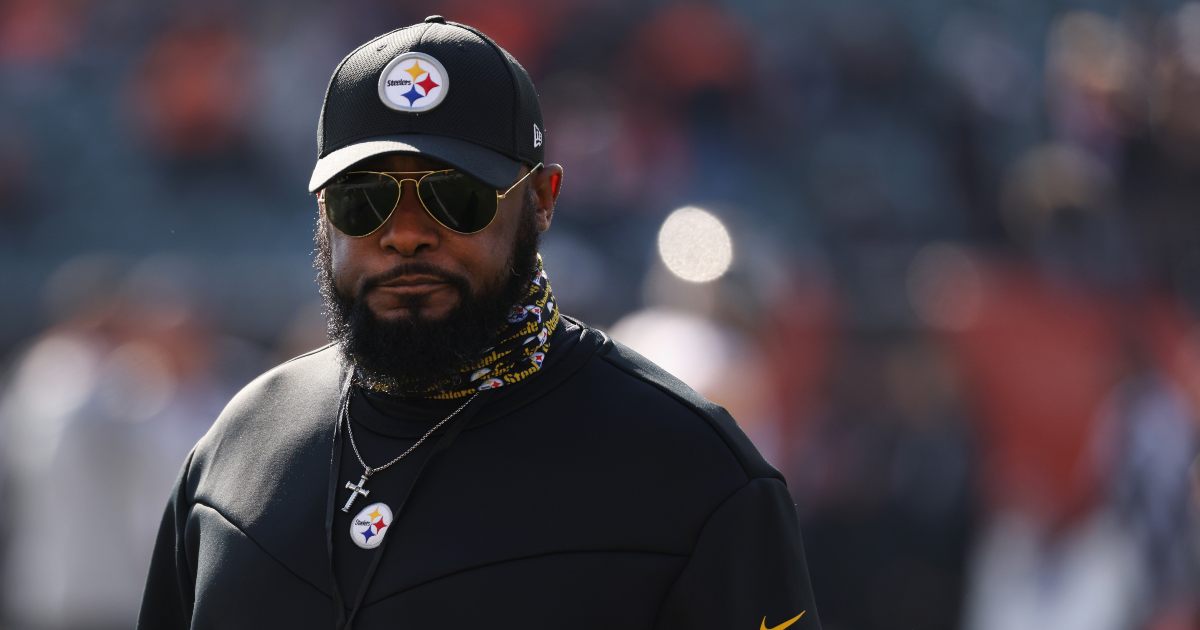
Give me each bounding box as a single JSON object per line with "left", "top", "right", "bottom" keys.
{"left": 315, "top": 153, "right": 562, "bottom": 392}
{"left": 325, "top": 153, "right": 539, "bottom": 320}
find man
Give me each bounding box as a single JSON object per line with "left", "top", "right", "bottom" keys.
{"left": 139, "top": 17, "right": 821, "bottom": 630}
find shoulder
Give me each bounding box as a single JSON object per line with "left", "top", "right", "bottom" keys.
{"left": 193, "top": 344, "right": 345, "bottom": 458}
{"left": 566, "top": 319, "right": 782, "bottom": 484}
{"left": 181, "top": 344, "right": 346, "bottom": 523}
{"left": 221, "top": 343, "right": 344, "bottom": 421}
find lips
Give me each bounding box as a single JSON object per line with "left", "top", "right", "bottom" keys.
{"left": 377, "top": 275, "right": 448, "bottom": 288}
{"left": 362, "top": 266, "right": 466, "bottom": 304}
{"left": 373, "top": 280, "right": 450, "bottom": 300}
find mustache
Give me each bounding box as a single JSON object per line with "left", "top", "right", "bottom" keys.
{"left": 360, "top": 262, "right": 470, "bottom": 294}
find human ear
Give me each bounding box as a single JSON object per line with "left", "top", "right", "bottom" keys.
{"left": 532, "top": 164, "right": 563, "bottom": 232}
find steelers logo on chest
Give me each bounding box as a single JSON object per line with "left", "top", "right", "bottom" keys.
{"left": 350, "top": 502, "right": 393, "bottom": 550}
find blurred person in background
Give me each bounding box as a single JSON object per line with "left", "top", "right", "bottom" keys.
{"left": 0, "top": 257, "right": 239, "bottom": 630}
{"left": 915, "top": 138, "right": 1199, "bottom": 630}
{"left": 137, "top": 18, "right": 820, "bottom": 629}
{"left": 779, "top": 323, "right": 974, "bottom": 630}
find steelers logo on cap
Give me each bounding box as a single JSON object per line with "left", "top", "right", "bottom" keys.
{"left": 378, "top": 52, "right": 448, "bottom": 112}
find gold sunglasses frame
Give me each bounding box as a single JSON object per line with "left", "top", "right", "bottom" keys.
{"left": 321, "top": 162, "right": 543, "bottom": 237}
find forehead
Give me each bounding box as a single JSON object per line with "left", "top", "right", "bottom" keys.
{"left": 350, "top": 152, "right": 450, "bottom": 173}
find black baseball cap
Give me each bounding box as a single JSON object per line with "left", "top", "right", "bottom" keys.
{"left": 308, "top": 16, "right": 545, "bottom": 193}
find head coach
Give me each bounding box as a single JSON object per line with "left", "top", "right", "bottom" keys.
{"left": 138, "top": 17, "right": 821, "bottom": 630}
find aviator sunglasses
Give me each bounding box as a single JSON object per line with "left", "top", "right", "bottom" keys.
{"left": 320, "top": 163, "right": 543, "bottom": 237}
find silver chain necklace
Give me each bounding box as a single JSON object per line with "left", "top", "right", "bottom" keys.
{"left": 340, "top": 392, "right": 478, "bottom": 512}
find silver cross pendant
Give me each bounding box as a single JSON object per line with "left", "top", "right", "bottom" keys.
{"left": 342, "top": 472, "right": 371, "bottom": 512}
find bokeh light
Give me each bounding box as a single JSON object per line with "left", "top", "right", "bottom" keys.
{"left": 655, "top": 205, "right": 733, "bottom": 283}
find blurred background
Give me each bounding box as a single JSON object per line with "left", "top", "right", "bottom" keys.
{"left": 2, "top": 0, "right": 1200, "bottom": 628}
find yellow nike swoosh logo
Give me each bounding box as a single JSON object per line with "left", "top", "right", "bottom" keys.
{"left": 760, "top": 611, "right": 806, "bottom": 630}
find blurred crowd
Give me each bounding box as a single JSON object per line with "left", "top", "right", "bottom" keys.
{"left": 2, "top": 0, "right": 1200, "bottom": 628}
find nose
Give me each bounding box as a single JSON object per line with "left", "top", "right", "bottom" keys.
{"left": 376, "top": 178, "right": 440, "bottom": 256}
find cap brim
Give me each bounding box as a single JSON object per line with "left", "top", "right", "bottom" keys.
{"left": 308, "top": 134, "right": 524, "bottom": 192}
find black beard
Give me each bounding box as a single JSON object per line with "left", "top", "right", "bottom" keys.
{"left": 315, "top": 193, "right": 541, "bottom": 394}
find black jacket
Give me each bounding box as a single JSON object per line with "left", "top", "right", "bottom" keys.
{"left": 138, "top": 320, "right": 821, "bottom": 629}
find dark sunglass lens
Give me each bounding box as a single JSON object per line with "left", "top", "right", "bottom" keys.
{"left": 417, "top": 171, "right": 497, "bottom": 234}
{"left": 323, "top": 173, "right": 399, "bottom": 236}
